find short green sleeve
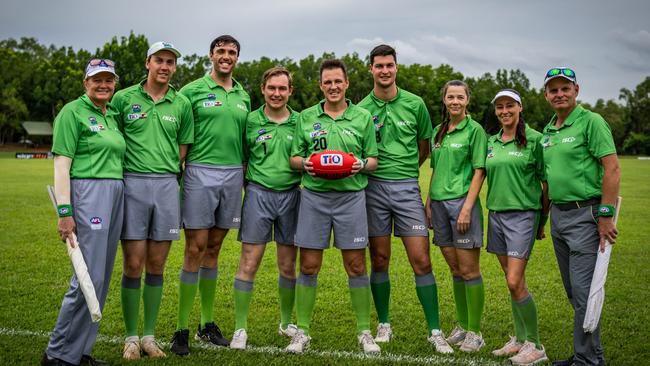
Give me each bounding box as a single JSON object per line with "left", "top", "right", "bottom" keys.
{"left": 178, "top": 95, "right": 195, "bottom": 145}
{"left": 290, "top": 114, "right": 308, "bottom": 158}
{"left": 52, "top": 106, "right": 80, "bottom": 159}
{"left": 587, "top": 114, "right": 616, "bottom": 159}
{"left": 470, "top": 126, "right": 487, "bottom": 169}
{"left": 416, "top": 102, "right": 433, "bottom": 141}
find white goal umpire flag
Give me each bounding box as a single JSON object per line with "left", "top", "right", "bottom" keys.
{"left": 583, "top": 196, "right": 621, "bottom": 333}
{"left": 47, "top": 185, "right": 102, "bottom": 322}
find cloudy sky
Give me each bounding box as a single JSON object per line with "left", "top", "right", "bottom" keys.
{"left": 2, "top": 0, "right": 649, "bottom": 103}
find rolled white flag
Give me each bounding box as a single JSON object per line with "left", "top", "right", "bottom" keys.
{"left": 583, "top": 196, "right": 621, "bottom": 333}
{"left": 47, "top": 185, "right": 102, "bottom": 322}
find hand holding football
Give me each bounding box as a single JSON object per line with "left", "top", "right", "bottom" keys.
{"left": 308, "top": 150, "right": 356, "bottom": 180}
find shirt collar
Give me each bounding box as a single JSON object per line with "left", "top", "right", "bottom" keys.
{"left": 202, "top": 73, "right": 243, "bottom": 91}
{"left": 317, "top": 99, "right": 354, "bottom": 121}
{"left": 546, "top": 105, "right": 584, "bottom": 130}
{"left": 137, "top": 79, "right": 178, "bottom": 102}
{"left": 369, "top": 87, "right": 401, "bottom": 106}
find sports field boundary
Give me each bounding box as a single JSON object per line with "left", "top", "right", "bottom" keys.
{"left": 0, "top": 327, "right": 502, "bottom": 365}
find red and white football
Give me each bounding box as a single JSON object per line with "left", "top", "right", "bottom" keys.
{"left": 309, "top": 150, "right": 356, "bottom": 180}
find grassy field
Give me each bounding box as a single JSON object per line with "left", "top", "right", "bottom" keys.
{"left": 0, "top": 153, "right": 648, "bottom": 365}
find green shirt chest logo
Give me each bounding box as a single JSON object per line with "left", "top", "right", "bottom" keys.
{"left": 88, "top": 116, "right": 105, "bottom": 132}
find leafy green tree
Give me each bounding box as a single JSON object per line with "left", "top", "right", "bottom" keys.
{"left": 95, "top": 32, "right": 149, "bottom": 90}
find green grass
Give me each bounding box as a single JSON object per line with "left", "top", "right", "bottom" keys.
{"left": 0, "top": 154, "right": 648, "bottom": 365}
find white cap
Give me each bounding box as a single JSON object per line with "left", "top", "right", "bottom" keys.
{"left": 147, "top": 41, "right": 181, "bottom": 58}
{"left": 491, "top": 89, "right": 521, "bottom": 104}
{"left": 84, "top": 59, "right": 118, "bottom": 79}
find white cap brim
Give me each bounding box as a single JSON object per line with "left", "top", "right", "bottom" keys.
{"left": 491, "top": 90, "right": 521, "bottom": 104}
{"left": 147, "top": 42, "right": 181, "bottom": 58}
{"left": 85, "top": 67, "right": 118, "bottom": 79}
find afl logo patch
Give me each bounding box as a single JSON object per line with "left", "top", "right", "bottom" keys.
{"left": 313, "top": 122, "right": 321, "bottom": 130}
{"left": 132, "top": 104, "right": 141, "bottom": 112}
{"left": 207, "top": 93, "right": 216, "bottom": 100}
{"left": 258, "top": 128, "right": 267, "bottom": 135}
{"left": 88, "top": 116, "right": 97, "bottom": 125}
{"left": 90, "top": 216, "right": 103, "bottom": 230}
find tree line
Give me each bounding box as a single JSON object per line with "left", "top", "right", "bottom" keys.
{"left": 1, "top": 32, "right": 648, "bottom": 154}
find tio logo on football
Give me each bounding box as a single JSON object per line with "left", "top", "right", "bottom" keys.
{"left": 320, "top": 154, "right": 343, "bottom": 166}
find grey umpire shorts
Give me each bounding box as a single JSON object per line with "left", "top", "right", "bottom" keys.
{"left": 237, "top": 182, "right": 300, "bottom": 245}
{"left": 294, "top": 189, "right": 368, "bottom": 250}
{"left": 182, "top": 164, "right": 243, "bottom": 229}
{"left": 487, "top": 210, "right": 539, "bottom": 259}
{"left": 430, "top": 196, "right": 483, "bottom": 248}
{"left": 366, "top": 177, "right": 428, "bottom": 237}
{"left": 122, "top": 173, "right": 180, "bottom": 241}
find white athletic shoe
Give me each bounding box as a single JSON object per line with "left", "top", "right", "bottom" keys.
{"left": 459, "top": 331, "right": 485, "bottom": 352}
{"left": 279, "top": 323, "right": 299, "bottom": 338}
{"left": 358, "top": 330, "right": 381, "bottom": 355}
{"left": 428, "top": 329, "right": 453, "bottom": 354}
{"left": 122, "top": 336, "right": 141, "bottom": 360}
{"left": 374, "top": 323, "right": 393, "bottom": 343}
{"left": 140, "top": 336, "right": 166, "bottom": 358}
{"left": 508, "top": 341, "right": 549, "bottom": 365}
{"left": 285, "top": 329, "right": 311, "bottom": 354}
{"left": 492, "top": 336, "right": 523, "bottom": 356}
{"left": 230, "top": 329, "right": 247, "bottom": 350}
{"left": 446, "top": 325, "right": 467, "bottom": 345}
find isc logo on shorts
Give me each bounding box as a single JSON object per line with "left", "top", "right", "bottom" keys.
{"left": 508, "top": 251, "right": 520, "bottom": 256}
{"left": 412, "top": 225, "right": 427, "bottom": 230}
{"left": 169, "top": 229, "right": 179, "bottom": 234}
{"left": 232, "top": 217, "right": 241, "bottom": 223}
{"left": 320, "top": 154, "right": 343, "bottom": 166}
{"left": 353, "top": 237, "right": 366, "bottom": 243}
{"left": 456, "top": 238, "right": 471, "bottom": 244}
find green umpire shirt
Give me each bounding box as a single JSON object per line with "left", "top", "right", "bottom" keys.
{"left": 429, "top": 116, "right": 487, "bottom": 201}
{"left": 180, "top": 74, "right": 251, "bottom": 166}
{"left": 291, "top": 100, "right": 378, "bottom": 192}
{"left": 245, "top": 106, "right": 302, "bottom": 191}
{"left": 52, "top": 94, "right": 126, "bottom": 179}
{"left": 112, "top": 80, "right": 194, "bottom": 174}
{"left": 486, "top": 125, "right": 545, "bottom": 211}
{"left": 542, "top": 105, "right": 616, "bottom": 204}
{"left": 358, "top": 88, "right": 433, "bottom": 180}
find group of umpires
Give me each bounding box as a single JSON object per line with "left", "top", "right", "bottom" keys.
{"left": 43, "top": 35, "right": 620, "bottom": 366}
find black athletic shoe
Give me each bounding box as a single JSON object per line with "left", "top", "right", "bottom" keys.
{"left": 41, "top": 353, "right": 74, "bottom": 366}
{"left": 79, "top": 355, "right": 108, "bottom": 365}
{"left": 171, "top": 329, "right": 191, "bottom": 356}
{"left": 552, "top": 355, "right": 574, "bottom": 366}
{"left": 195, "top": 322, "right": 230, "bottom": 347}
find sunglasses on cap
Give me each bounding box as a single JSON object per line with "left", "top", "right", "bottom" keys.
{"left": 544, "top": 67, "right": 576, "bottom": 85}
{"left": 87, "top": 59, "right": 115, "bottom": 67}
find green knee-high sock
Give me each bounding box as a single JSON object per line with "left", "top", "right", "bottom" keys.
{"left": 176, "top": 270, "right": 198, "bottom": 330}
{"left": 465, "top": 276, "right": 485, "bottom": 333}
{"left": 121, "top": 275, "right": 141, "bottom": 338}
{"left": 452, "top": 275, "right": 468, "bottom": 329}
{"left": 198, "top": 267, "right": 218, "bottom": 326}
{"left": 278, "top": 276, "right": 296, "bottom": 328}
{"left": 349, "top": 275, "right": 372, "bottom": 334}
{"left": 516, "top": 294, "right": 541, "bottom": 349}
{"left": 415, "top": 273, "right": 441, "bottom": 333}
{"left": 511, "top": 297, "right": 526, "bottom": 343}
{"left": 295, "top": 272, "right": 318, "bottom": 336}
{"left": 234, "top": 278, "right": 254, "bottom": 330}
{"left": 370, "top": 271, "right": 390, "bottom": 324}
{"left": 143, "top": 273, "right": 163, "bottom": 337}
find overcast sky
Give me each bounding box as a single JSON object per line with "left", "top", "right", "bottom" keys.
{"left": 2, "top": 0, "right": 649, "bottom": 104}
